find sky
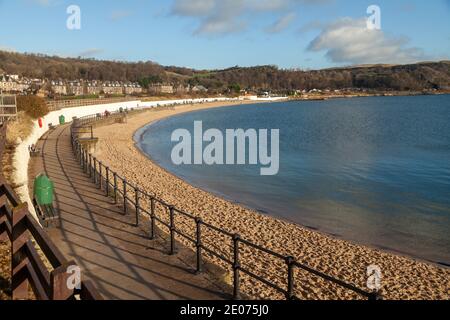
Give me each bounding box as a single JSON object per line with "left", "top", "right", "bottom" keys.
{"left": 0, "top": 0, "right": 449, "bottom": 70}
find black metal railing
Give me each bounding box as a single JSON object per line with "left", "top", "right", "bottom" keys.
{"left": 70, "top": 112, "right": 382, "bottom": 301}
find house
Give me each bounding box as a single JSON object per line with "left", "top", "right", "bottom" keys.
{"left": 102, "top": 82, "right": 124, "bottom": 95}
{"left": 51, "top": 80, "right": 67, "bottom": 95}
{"left": 67, "top": 81, "right": 84, "bottom": 96}
{"left": 123, "top": 82, "right": 143, "bottom": 95}
{"left": 0, "top": 75, "right": 31, "bottom": 93}
{"left": 0, "top": 75, "right": 16, "bottom": 93}
{"left": 149, "top": 83, "right": 174, "bottom": 94}
{"left": 174, "top": 84, "right": 188, "bottom": 94}
{"left": 191, "top": 85, "right": 208, "bottom": 93}
{"left": 85, "top": 81, "right": 102, "bottom": 95}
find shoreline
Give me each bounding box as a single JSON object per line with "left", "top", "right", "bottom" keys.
{"left": 92, "top": 100, "right": 450, "bottom": 300}
{"left": 134, "top": 118, "right": 448, "bottom": 269}
{"left": 133, "top": 103, "right": 449, "bottom": 269}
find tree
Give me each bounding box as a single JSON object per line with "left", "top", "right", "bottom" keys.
{"left": 16, "top": 96, "right": 49, "bottom": 119}
{"left": 228, "top": 83, "right": 241, "bottom": 93}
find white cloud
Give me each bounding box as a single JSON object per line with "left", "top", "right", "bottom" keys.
{"left": 172, "top": 0, "right": 216, "bottom": 16}
{"left": 78, "top": 48, "right": 103, "bottom": 58}
{"left": 308, "top": 18, "right": 426, "bottom": 65}
{"left": 266, "top": 13, "right": 296, "bottom": 33}
{"left": 172, "top": 0, "right": 331, "bottom": 35}
{"left": 297, "top": 20, "right": 324, "bottom": 34}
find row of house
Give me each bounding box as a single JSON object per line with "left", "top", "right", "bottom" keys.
{"left": 0, "top": 75, "right": 38, "bottom": 93}
{"left": 50, "top": 80, "right": 143, "bottom": 96}
{"left": 1, "top": 74, "right": 209, "bottom": 97}
{"left": 148, "top": 84, "right": 208, "bottom": 95}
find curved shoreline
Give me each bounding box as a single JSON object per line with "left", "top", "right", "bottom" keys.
{"left": 134, "top": 103, "right": 449, "bottom": 268}
{"left": 91, "top": 101, "right": 450, "bottom": 300}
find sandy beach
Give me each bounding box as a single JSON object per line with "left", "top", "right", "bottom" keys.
{"left": 91, "top": 101, "right": 450, "bottom": 300}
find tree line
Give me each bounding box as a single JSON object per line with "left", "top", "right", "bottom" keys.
{"left": 1, "top": 51, "right": 449, "bottom": 93}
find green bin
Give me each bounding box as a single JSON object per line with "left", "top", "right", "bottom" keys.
{"left": 34, "top": 174, "right": 54, "bottom": 206}
{"left": 59, "top": 115, "right": 65, "bottom": 125}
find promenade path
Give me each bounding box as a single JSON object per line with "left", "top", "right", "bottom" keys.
{"left": 28, "top": 124, "right": 229, "bottom": 300}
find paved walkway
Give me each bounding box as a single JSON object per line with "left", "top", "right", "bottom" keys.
{"left": 28, "top": 124, "right": 228, "bottom": 300}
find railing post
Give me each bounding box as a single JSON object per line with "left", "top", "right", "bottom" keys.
{"left": 233, "top": 234, "right": 241, "bottom": 300}
{"left": 80, "top": 147, "right": 84, "bottom": 170}
{"left": 123, "top": 179, "right": 127, "bottom": 214}
{"left": 82, "top": 149, "right": 85, "bottom": 171}
{"left": 89, "top": 154, "right": 92, "bottom": 178}
{"left": 195, "top": 217, "right": 203, "bottom": 274}
{"left": 285, "top": 256, "right": 295, "bottom": 300}
{"left": 93, "top": 158, "right": 97, "bottom": 184}
{"left": 150, "top": 198, "right": 155, "bottom": 240}
{"left": 99, "top": 162, "right": 103, "bottom": 190}
{"left": 369, "top": 291, "right": 382, "bottom": 301}
{"left": 169, "top": 206, "right": 176, "bottom": 255}
{"left": 85, "top": 150, "right": 88, "bottom": 174}
{"left": 106, "top": 167, "right": 110, "bottom": 197}
{"left": 113, "top": 173, "right": 118, "bottom": 204}
{"left": 82, "top": 149, "right": 85, "bottom": 172}
{"left": 134, "top": 188, "right": 139, "bottom": 227}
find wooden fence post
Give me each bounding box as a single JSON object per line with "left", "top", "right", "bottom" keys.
{"left": 50, "top": 262, "right": 75, "bottom": 300}
{"left": 11, "top": 204, "right": 30, "bottom": 300}
{"left": 0, "top": 194, "right": 8, "bottom": 242}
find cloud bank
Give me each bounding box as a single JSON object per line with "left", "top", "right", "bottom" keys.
{"left": 308, "top": 18, "right": 426, "bottom": 65}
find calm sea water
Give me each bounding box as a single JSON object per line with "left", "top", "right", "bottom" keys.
{"left": 136, "top": 95, "right": 450, "bottom": 265}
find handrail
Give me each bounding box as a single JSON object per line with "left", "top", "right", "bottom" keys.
{"left": 0, "top": 182, "right": 102, "bottom": 300}
{"left": 70, "top": 111, "right": 382, "bottom": 301}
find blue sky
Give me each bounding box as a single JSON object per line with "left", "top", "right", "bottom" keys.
{"left": 0, "top": 0, "right": 449, "bottom": 70}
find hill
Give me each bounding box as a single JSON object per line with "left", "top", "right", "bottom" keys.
{"left": 1, "top": 50, "right": 449, "bottom": 93}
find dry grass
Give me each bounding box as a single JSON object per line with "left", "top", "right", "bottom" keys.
{"left": 6, "top": 111, "right": 34, "bottom": 144}
{"left": 1, "top": 112, "right": 34, "bottom": 184}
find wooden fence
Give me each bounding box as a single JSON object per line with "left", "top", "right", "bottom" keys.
{"left": 1, "top": 121, "right": 101, "bottom": 300}
{"left": 46, "top": 97, "right": 137, "bottom": 112}
{"left": 0, "top": 95, "right": 17, "bottom": 125}
{"left": 0, "top": 182, "right": 102, "bottom": 300}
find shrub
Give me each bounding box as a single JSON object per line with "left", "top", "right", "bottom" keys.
{"left": 16, "top": 95, "right": 49, "bottom": 119}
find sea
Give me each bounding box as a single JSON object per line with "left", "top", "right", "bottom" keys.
{"left": 135, "top": 95, "right": 450, "bottom": 266}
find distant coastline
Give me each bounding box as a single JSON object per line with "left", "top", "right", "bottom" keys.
{"left": 287, "top": 89, "right": 450, "bottom": 102}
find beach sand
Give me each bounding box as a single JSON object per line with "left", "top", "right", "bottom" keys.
{"left": 91, "top": 101, "right": 449, "bottom": 300}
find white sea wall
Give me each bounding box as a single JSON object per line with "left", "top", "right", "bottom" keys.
{"left": 12, "top": 97, "right": 235, "bottom": 222}
{"left": 13, "top": 100, "right": 140, "bottom": 221}
{"left": 137, "top": 97, "right": 234, "bottom": 109}
{"left": 239, "top": 96, "right": 288, "bottom": 101}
